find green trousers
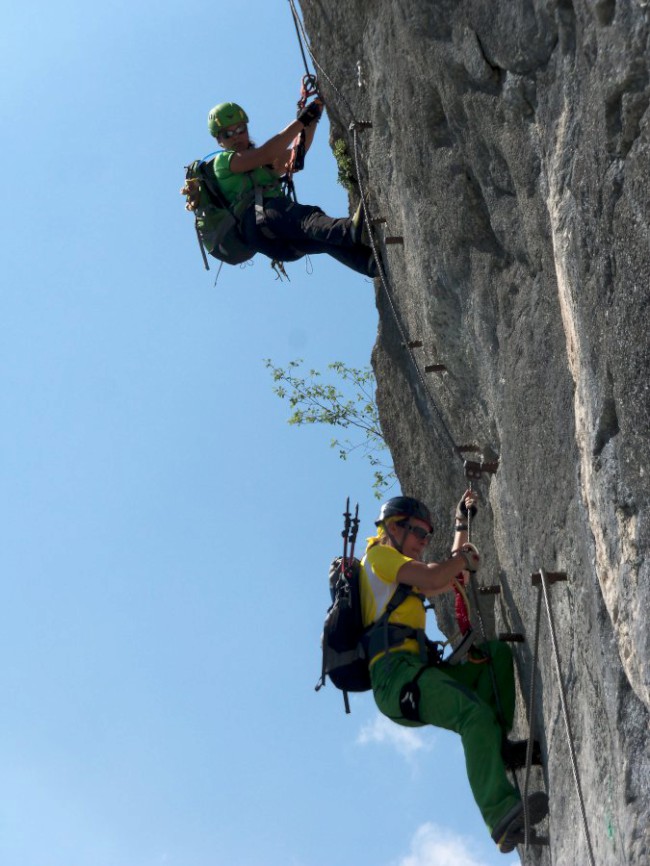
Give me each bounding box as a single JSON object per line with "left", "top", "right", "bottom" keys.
{"left": 370, "top": 641, "right": 519, "bottom": 832}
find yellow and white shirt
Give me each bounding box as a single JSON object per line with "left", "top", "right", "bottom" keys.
{"left": 360, "top": 544, "right": 425, "bottom": 661}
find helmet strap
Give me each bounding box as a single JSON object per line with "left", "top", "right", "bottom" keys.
{"left": 383, "top": 521, "right": 405, "bottom": 554}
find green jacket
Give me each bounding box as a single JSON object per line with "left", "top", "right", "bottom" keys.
{"left": 212, "top": 150, "right": 283, "bottom": 205}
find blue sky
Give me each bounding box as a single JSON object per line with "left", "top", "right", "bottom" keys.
{"left": 1, "top": 2, "right": 521, "bottom": 865}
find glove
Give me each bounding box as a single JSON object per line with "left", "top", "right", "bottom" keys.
{"left": 297, "top": 99, "right": 323, "bottom": 128}
{"left": 452, "top": 543, "right": 480, "bottom": 574}
{"left": 456, "top": 493, "right": 477, "bottom": 521}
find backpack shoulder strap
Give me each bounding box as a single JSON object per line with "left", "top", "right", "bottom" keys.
{"left": 384, "top": 582, "right": 418, "bottom": 615}
{"left": 365, "top": 583, "right": 425, "bottom": 661}
{"left": 196, "top": 156, "right": 231, "bottom": 211}
{"left": 200, "top": 154, "right": 258, "bottom": 222}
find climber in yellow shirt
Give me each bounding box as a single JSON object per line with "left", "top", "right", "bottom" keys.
{"left": 360, "top": 493, "right": 548, "bottom": 854}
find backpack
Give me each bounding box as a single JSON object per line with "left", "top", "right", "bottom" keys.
{"left": 315, "top": 502, "right": 422, "bottom": 714}
{"left": 182, "top": 157, "right": 255, "bottom": 267}
{"left": 320, "top": 555, "right": 370, "bottom": 696}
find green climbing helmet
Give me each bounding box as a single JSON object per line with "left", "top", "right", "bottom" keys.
{"left": 208, "top": 102, "right": 249, "bottom": 137}
{"left": 375, "top": 496, "right": 433, "bottom": 531}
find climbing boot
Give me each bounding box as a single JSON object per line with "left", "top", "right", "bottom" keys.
{"left": 491, "top": 791, "right": 549, "bottom": 854}
{"left": 501, "top": 738, "right": 543, "bottom": 770}
{"left": 446, "top": 629, "right": 477, "bottom": 666}
{"left": 351, "top": 201, "right": 370, "bottom": 246}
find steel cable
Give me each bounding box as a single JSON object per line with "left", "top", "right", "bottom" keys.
{"left": 539, "top": 569, "right": 595, "bottom": 866}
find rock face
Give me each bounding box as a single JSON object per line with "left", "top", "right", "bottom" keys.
{"left": 298, "top": 1, "right": 649, "bottom": 863}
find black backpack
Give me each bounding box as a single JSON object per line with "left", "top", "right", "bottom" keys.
{"left": 315, "top": 502, "right": 418, "bottom": 713}
{"left": 320, "top": 555, "right": 370, "bottom": 696}
{"left": 181, "top": 157, "right": 255, "bottom": 268}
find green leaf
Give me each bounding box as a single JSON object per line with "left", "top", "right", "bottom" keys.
{"left": 265, "top": 358, "right": 396, "bottom": 489}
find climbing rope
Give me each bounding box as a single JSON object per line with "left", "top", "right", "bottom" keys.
{"left": 537, "top": 569, "right": 595, "bottom": 866}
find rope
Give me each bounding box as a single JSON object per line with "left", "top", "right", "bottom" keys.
{"left": 539, "top": 569, "right": 595, "bottom": 866}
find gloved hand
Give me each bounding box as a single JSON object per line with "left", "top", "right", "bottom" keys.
{"left": 297, "top": 99, "right": 323, "bottom": 128}
{"left": 456, "top": 490, "right": 478, "bottom": 521}
{"left": 452, "top": 542, "right": 480, "bottom": 574}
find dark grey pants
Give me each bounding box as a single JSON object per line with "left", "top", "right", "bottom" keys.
{"left": 241, "top": 197, "right": 376, "bottom": 277}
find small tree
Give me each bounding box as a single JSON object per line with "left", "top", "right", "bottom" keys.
{"left": 265, "top": 359, "right": 395, "bottom": 497}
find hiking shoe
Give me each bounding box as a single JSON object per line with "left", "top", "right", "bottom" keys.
{"left": 491, "top": 791, "right": 549, "bottom": 854}
{"left": 501, "top": 738, "right": 543, "bottom": 770}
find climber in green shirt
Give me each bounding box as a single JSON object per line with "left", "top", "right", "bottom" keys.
{"left": 204, "top": 101, "right": 377, "bottom": 277}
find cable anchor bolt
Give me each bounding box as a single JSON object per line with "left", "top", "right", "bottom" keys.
{"left": 463, "top": 458, "right": 500, "bottom": 481}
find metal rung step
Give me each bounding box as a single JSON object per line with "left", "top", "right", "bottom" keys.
{"left": 531, "top": 572, "right": 567, "bottom": 585}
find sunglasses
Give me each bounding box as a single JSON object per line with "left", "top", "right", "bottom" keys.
{"left": 220, "top": 123, "right": 247, "bottom": 139}
{"left": 397, "top": 520, "right": 433, "bottom": 541}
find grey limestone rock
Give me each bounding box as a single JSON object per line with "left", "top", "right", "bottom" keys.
{"left": 299, "top": 1, "right": 650, "bottom": 863}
